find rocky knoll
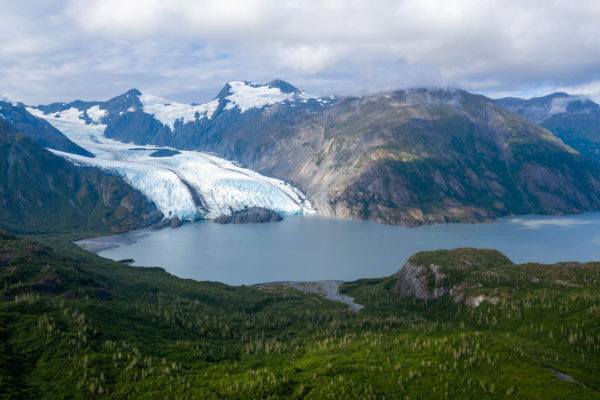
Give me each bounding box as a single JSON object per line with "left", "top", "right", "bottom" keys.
{"left": 393, "top": 248, "right": 598, "bottom": 307}
{"left": 214, "top": 207, "right": 283, "bottom": 224}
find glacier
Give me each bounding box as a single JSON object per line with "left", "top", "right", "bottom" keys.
{"left": 27, "top": 106, "right": 313, "bottom": 221}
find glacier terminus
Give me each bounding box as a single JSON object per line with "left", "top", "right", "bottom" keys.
{"left": 26, "top": 81, "right": 317, "bottom": 221}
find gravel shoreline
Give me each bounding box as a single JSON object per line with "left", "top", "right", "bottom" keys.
{"left": 75, "top": 234, "right": 137, "bottom": 253}
{"left": 257, "top": 280, "right": 363, "bottom": 311}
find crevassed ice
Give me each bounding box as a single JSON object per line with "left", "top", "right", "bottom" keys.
{"left": 138, "top": 93, "right": 219, "bottom": 129}
{"left": 27, "top": 106, "right": 313, "bottom": 221}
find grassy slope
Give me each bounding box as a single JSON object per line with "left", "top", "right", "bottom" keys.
{"left": 0, "top": 234, "right": 599, "bottom": 399}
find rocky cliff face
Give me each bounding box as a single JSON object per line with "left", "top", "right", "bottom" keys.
{"left": 207, "top": 88, "right": 600, "bottom": 225}
{"left": 0, "top": 119, "right": 163, "bottom": 234}
{"left": 394, "top": 248, "right": 511, "bottom": 306}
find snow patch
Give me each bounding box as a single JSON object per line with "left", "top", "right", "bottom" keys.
{"left": 86, "top": 105, "right": 106, "bottom": 123}
{"left": 224, "top": 81, "right": 315, "bottom": 112}
{"left": 35, "top": 107, "right": 85, "bottom": 124}
{"left": 139, "top": 93, "right": 219, "bottom": 129}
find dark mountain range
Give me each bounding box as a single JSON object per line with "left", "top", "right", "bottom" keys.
{"left": 496, "top": 92, "right": 600, "bottom": 161}
{"left": 0, "top": 98, "right": 93, "bottom": 157}
{"left": 28, "top": 82, "right": 600, "bottom": 226}
{"left": 0, "top": 119, "right": 162, "bottom": 234}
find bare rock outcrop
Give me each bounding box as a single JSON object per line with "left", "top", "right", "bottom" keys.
{"left": 393, "top": 262, "right": 449, "bottom": 300}
{"left": 214, "top": 207, "right": 283, "bottom": 224}
{"left": 393, "top": 248, "right": 513, "bottom": 307}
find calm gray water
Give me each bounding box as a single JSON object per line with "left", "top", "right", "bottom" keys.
{"left": 96, "top": 213, "right": 600, "bottom": 286}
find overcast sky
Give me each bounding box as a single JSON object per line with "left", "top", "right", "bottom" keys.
{"left": 2, "top": 0, "right": 600, "bottom": 104}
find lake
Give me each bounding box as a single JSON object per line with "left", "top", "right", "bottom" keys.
{"left": 92, "top": 213, "right": 600, "bottom": 286}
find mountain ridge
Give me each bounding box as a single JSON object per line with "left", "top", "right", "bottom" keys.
{"left": 25, "top": 82, "right": 600, "bottom": 226}
{"left": 495, "top": 92, "right": 600, "bottom": 161}
{"left": 0, "top": 98, "right": 93, "bottom": 157}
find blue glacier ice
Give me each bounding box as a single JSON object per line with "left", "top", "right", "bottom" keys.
{"left": 27, "top": 105, "right": 313, "bottom": 221}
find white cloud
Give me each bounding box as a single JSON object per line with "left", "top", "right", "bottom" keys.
{"left": 555, "top": 81, "right": 600, "bottom": 103}
{"left": 1, "top": 0, "right": 600, "bottom": 103}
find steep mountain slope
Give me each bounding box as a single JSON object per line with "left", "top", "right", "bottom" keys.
{"left": 0, "top": 97, "right": 93, "bottom": 157}
{"left": 29, "top": 83, "right": 600, "bottom": 226}
{"left": 0, "top": 119, "right": 162, "bottom": 234}
{"left": 203, "top": 88, "right": 600, "bottom": 225}
{"left": 496, "top": 92, "right": 600, "bottom": 161}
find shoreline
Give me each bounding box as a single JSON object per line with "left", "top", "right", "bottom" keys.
{"left": 75, "top": 234, "right": 138, "bottom": 253}
{"left": 75, "top": 210, "right": 597, "bottom": 253}
{"left": 256, "top": 280, "right": 364, "bottom": 311}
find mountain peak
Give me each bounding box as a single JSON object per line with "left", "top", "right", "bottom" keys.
{"left": 216, "top": 79, "right": 301, "bottom": 101}
{"left": 546, "top": 91, "right": 570, "bottom": 98}
{"left": 213, "top": 80, "right": 312, "bottom": 113}
{"left": 104, "top": 89, "right": 143, "bottom": 111}
{"left": 215, "top": 82, "right": 234, "bottom": 100}
{"left": 266, "top": 79, "right": 300, "bottom": 94}
{"left": 124, "top": 88, "right": 142, "bottom": 97}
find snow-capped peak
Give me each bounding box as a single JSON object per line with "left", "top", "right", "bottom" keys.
{"left": 266, "top": 79, "right": 301, "bottom": 94}
{"left": 138, "top": 92, "right": 219, "bottom": 129}
{"left": 0, "top": 95, "right": 19, "bottom": 107}
{"left": 222, "top": 80, "right": 315, "bottom": 113}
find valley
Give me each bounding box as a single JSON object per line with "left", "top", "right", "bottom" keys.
{"left": 26, "top": 102, "right": 312, "bottom": 221}
{"left": 2, "top": 83, "right": 600, "bottom": 398}
{"left": 3, "top": 2, "right": 600, "bottom": 398}
{"left": 21, "top": 82, "right": 600, "bottom": 227}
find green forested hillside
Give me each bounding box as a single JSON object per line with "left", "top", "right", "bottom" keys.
{"left": 0, "top": 120, "right": 162, "bottom": 234}
{"left": 1, "top": 232, "right": 598, "bottom": 399}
